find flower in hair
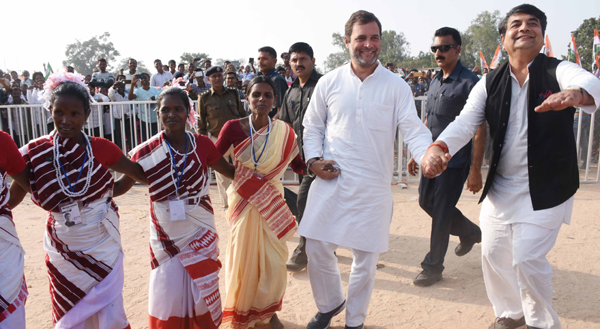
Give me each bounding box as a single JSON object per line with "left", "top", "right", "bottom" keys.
{"left": 41, "top": 71, "right": 95, "bottom": 110}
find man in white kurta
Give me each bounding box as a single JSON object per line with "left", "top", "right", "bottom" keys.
{"left": 299, "top": 11, "right": 432, "bottom": 329}
{"left": 420, "top": 5, "right": 600, "bottom": 329}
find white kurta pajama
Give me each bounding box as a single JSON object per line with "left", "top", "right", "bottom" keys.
{"left": 437, "top": 61, "right": 600, "bottom": 329}
{"left": 300, "top": 63, "right": 432, "bottom": 326}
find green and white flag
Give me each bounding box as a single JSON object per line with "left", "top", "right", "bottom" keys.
{"left": 44, "top": 63, "right": 54, "bottom": 79}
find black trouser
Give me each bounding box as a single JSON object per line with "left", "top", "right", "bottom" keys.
{"left": 113, "top": 118, "right": 132, "bottom": 151}
{"left": 418, "top": 166, "right": 481, "bottom": 274}
{"left": 288, "top": 174, "right": 315, "bottom": 264}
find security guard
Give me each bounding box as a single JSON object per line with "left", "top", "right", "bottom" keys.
{"left": 198, "top": 66, "right": 247, "bottom": 207}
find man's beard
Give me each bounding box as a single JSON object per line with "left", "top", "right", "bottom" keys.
{"left": 350, "top": 48, "right": 380, "bottom": 67}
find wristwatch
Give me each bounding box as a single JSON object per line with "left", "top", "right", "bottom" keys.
{"left": 306, "top": 157, "right": 321, "bottom": 178}
{"left": 565, "top": 85, "right": 584, "bottom": 98}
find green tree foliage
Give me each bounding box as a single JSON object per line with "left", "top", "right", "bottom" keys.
{"left": 112, "top": 58, "right": 151, "bottom": 75}
{"left": 568, "top": 17, "right": 600, "bottom": 71}
{"left": 398, "top": 51, "right": 436, "bottom": 70}
{"left": 324, "top": 33, "right": 350, "bottom": 71}
{"left": 62, "top": 32, "right": 120, "bottom": 75}
{"left": 179, "top": 53, "right": 211, "bottom": 66}
{"left": 324, "top": 31, "right": 410, "bottom": 71}
{"left": 461, "top": 10, "right": 504, "bottom": 69}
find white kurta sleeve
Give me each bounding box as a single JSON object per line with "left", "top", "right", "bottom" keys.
{"left": 556, "top": 61, "right": 600, "bottom": 114}
{"left": 395, "top": 84, "right": 432, "bottom": 163}
{"left": 302, "top": 79, "right": 328, "bottom": 160}
{"left": 437, "top": 77, "right": 488, "bottom": 157}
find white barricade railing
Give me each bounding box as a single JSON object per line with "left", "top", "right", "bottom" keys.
{"left": 395, "top": 96, "right": 600, "bottom": 184}
{"left": 2, "top": 97, "right": 598, "bottom": 185}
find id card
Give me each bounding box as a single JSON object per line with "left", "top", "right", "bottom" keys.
{"left": 168, "top": 196, "right": 186, "bottom": 222}
{"left": 60, "top": 201, "right": 83, "bottom": 227}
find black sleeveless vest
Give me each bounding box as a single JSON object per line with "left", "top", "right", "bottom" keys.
{"left": 481, "top": 53, "right": 578, "bottom": 210}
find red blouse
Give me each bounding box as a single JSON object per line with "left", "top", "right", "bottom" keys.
{"left": 215, "top": 119, "right": 306, "bottom": 175}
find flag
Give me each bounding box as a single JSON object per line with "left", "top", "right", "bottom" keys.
{"left": 593, "top": 55, "right": 600, "bottom": 73}
{"left": 44, "top": 63, "right": 54, "bottom": 79}
{"left": 544, "top": 35, "right": 554, "bottom": 57}
{"left": 479, "top": 51, "right": 489, "bottom": 70}
{"left": 593, "top": 29, "right": 600, "bottom": 71}
{"left": 490, "top": 45, "right": 502, "bottom": 69}
{"left": 568, "top": 34, "right": 581, "bottom": 67}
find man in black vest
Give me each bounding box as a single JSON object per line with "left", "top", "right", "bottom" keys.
{"left": 420, "top": 4, "right": 600, "bottom": 329}
{"left": 410, "top": 27, "right": 487, "bottom": 287}
{"left": 278, "top": 42, "right": 323, "bottom": 272}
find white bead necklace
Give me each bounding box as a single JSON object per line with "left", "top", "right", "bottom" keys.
{"left": 52, "top": 132, "right": 94, "bottom": 198}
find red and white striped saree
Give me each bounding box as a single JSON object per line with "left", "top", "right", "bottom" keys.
{"left": 222, "top": 120, "right": 299, "bottom": 329}
{"left": 21, "top": 133, "right": 129, "bottom": 328}
{"left": 0, "top": 166, "right": 27, "bottom": 328}
{"left": 130, "top": 131, "right": 222, "bottom": 328}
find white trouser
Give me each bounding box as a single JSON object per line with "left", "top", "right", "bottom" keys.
{"left": 481, "top": 220, "right": 561, "bottom": 329}
{"left": 0, "top": 301, "right": 25, "bottom": 329}
{"left": 210, "top": 135, "right": 232, "bottom": 207}
{"left": 306, "top": 238, "right": 379, "bottom": 327}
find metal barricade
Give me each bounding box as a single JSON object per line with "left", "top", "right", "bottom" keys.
{"left": 2, "top": 97, "right": 598, "bottom": 184}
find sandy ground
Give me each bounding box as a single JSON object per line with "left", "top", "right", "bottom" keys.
{"left": 12, "top": 181, "right": 600, "bottom": 329}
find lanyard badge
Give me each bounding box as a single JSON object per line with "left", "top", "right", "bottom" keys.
{"left": 165, "top": 134, "right": 189, "bottom": 221}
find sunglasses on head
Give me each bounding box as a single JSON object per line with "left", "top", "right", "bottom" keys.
{"left": 431, "top": 44, "right": 459, "bottom": 53}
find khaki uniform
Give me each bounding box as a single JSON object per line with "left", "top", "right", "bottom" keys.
{"left": 197, "top": 86, "right": 246, "bottom": 137}
{"left": 197, "top": 86, "right": 247, "bottom": 207}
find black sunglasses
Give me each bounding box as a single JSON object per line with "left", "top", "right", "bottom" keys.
{"left": 431, "top": 44, "right": 459, "bottom": 53}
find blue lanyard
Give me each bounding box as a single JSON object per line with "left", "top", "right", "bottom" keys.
{"left": 57, "top": 139, "right": 88, "bottom": 193}
{"left": 165, "top": 134, "right": 188, "bottom": 197}
{"left": 249, "top": 119, "right": 270, "bottom": 172}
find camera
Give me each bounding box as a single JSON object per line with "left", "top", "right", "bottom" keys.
{"left": 135, "top": 74, "right": 145, "bottom": 79}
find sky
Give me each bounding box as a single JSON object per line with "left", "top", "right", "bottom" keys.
{"left": 3, "top": 0, "right": 599, "bottom": 74}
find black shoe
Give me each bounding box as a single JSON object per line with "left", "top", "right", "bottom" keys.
{"left": 413, "top": 270, "right": 442, "bottom": 287}
{"left": 455, "top": 232, "right": 482, "bottom": 257}
{"left": 286, "top": 258, "right": 307, "bottom": 272}
{"left": 306, "top": 300, "right": 346, "bottom": 329}
{"left": 344, "top": 324, "right": 364, "bottom": 329}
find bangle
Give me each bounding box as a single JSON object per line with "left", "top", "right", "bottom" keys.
{"left": 428, "top": 143, "right": 448, "bottom": 153}
{"left": 306, "top": 157, "right": 321, "bottom": 177}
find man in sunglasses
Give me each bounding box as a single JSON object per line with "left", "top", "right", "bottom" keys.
{"left": 409, "top": 26, "right": 487, "bottom": 287}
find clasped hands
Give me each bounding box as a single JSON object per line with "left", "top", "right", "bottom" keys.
{"left": 309, "top": 159, "right": 341, "bottom": 180}
{"left": 419, "top": 143, "right": 452, "bottom": 179}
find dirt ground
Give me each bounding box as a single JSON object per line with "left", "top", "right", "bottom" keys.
{"left": 13, "top": 181, "right": 600, "bottom": 329}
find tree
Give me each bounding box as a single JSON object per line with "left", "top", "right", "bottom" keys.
{"left": 324, "top": 33, "right": 350, "bottom": 71}
{"left": 379, "top": 30, "right": 411, "bottom": 65}
{"left": 398, "top": 51, "right": 436, "bottom": 70}
{"left": 62, "top": 32, "right": 120, "bottom": 75}
{"left": 323, "top": 30, "right": 410, "bottom": 71}
{"left": 461, "top": 10, "right": 504, "bottom": 69}
{"left": 569, "top": 17, "right": 600, "bottom": 71}
{"left": 179, "top": 52, "right": 211, "bottom": 66}
{"left": 112, "top": 57, "right": 151, "bottom": 75}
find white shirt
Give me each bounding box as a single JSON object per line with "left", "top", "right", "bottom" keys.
{"left": 108, "top": 87, "right": 130, "bottom": 119}
{"left": 150, "top": 71, "right": 172, "bottom": 88}
{"left": 299, "top": 63, "right": 432, "bottom": 253}
{"left": 438, "top": 60, "right": 600, "bottom": 229}
{"left": 87, "top": 94, "right": 110, "bottom": 129}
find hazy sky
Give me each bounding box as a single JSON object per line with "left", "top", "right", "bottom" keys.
{"left": 3, "top": 0, "right": 599, "bottom": 74}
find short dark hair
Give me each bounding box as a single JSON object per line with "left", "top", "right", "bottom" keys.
{"left": 344, "top": 10, "right": 382, "bottom": 39}
{"left": 157, "top": 87, "right": 191, "bottom": 114}
{"left": 276, "top": 66, "right": 285, "bottom": 73}
{"left": 178, "top": 63, "right": 185, "bottom": 68}
{"left": 97, "top": 58, "right": 106, "bottom": 63}
{"left": 246, "top": 76, "right": 276, "bottom": 99}
{"left": 168, "top": 59, "right": 176, "bottom": 65}
{"left": 499, "top": 4, "right": 547, "bottom": 37}
{"left": 128, "top": 58, "right": 137, "bottom": 64}
{"left": 288, "top": 42, "right": 314, "bottom": 59}
{"left": 32, "top": 72, "right": 44, "bottom": 80}
{"left": 50, "top": 82, "right": 92, "bottom": 114}
{"left": 434, "top": 27, "right": 462, "bottom": 45}
{"left": 154, "top": 59, "right": 162, "bottom": 64}
{"left": 258, "top": 46, "right": 277, "bottom": 59}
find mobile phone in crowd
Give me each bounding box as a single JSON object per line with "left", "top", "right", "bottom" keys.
{"left": 249, "top": 58, "right": 254, "bottom": 63}
{"left": 135, "top": 74, "right": 144, "bottom": 79}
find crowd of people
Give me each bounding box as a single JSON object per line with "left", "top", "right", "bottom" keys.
{"left": 1, "top": 4, "right": 600, "bottom": 329}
